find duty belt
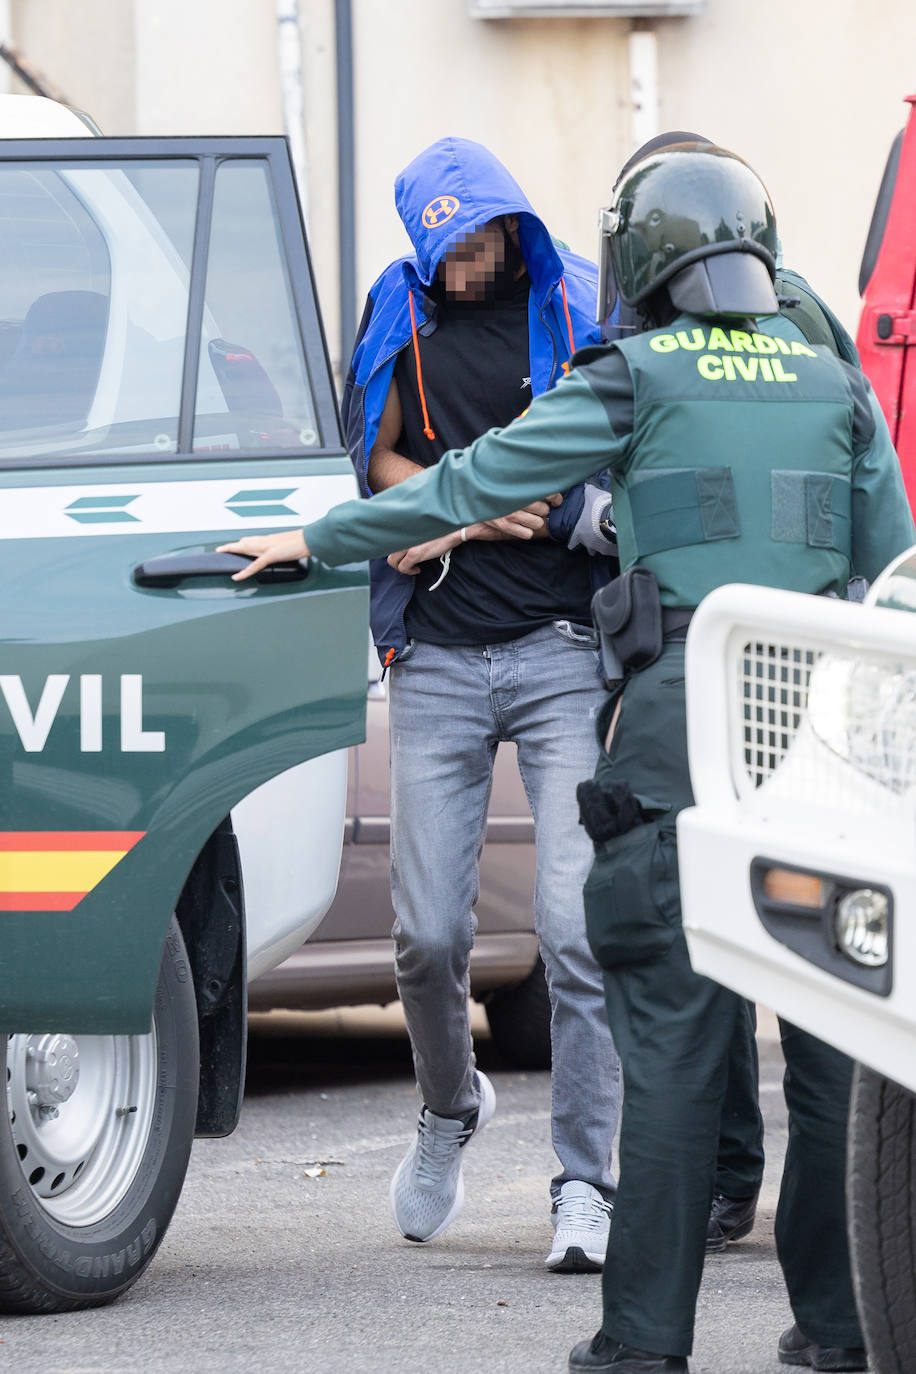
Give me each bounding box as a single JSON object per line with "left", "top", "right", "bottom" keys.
{"left": 661, "top": 607, "right": 695, "bottom": 643}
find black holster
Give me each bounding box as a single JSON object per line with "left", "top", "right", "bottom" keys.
{"left": 591, "top": 567, "right": 663, "bottom": 684}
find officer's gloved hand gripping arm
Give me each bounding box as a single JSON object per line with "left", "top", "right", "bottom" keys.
{"left": 220, "top": 366, "right": 630, "bottom": 578}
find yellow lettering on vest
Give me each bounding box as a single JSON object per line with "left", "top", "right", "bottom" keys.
{"left": 732, "top": 356, "right": 759, "bottom": 381}
{"left": 771, "top": 359, "right": 798, "bottom": 382}
{"left": 707, "top": 327, "right": 734, "bottom": 351}
{"left": 752, "top": 333, "right": 778, "bottom": 355}
{"left": 773, "top": 336, "right": 792, "bottom": 355}
{"left": 759, "top": 358, "right": 774, "bottom": 381}
{"left": 676, "top": 328, "right": 705, "bottom": 351}
{"left": 697, "top": 354, "right": 724, "bottom": 381}
{"left": 790, "top": 340, "right": 818, "bottom": 357}
{"left": 721, "top": 356, "right": 737, "bottom": 380}
{"left": 650, "top": 334, "right": 678, "bottom": 353}
{"left": 730, "top": 330, "right": 755, "bottom": 353}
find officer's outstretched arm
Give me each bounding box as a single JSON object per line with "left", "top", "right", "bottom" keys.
{"left": 298, "top": 370, "right": 628, "bottom": 569}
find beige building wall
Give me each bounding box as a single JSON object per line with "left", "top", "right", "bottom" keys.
{"left": 655, "top": 0, "right": 916, "bottom": 333}
{"left": 7, "top": 0, "right": 915, "bottom": 370}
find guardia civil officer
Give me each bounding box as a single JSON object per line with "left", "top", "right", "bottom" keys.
{"left": 220, "top": 143, "right": 915, "bottom": 1372}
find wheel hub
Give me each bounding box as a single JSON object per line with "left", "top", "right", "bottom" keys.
{"left": 24, "top": 1035, "right": 80, "bottom": 1108}
{"left": 6, "top": 1028, "right": 158, "bottom": 1224}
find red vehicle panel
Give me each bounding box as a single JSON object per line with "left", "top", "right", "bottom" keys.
{"left": 857, "top": 94, "right": 916, "bottom": 508}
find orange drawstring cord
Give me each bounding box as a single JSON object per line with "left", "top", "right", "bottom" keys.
{"left": 408, "top": 290, "right": 436, "bottom": 441}
{"left": 560, "top": 277, "right": 576, "bottom": 357}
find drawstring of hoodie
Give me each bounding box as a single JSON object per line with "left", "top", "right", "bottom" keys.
{"left": 408, "top": 275, "right": 575, "bottom": 594}
{"left": 408, "top": 290, "right": 436, "bottom": 441}
{"left": 560, "top": 277, "right": 576, "bottom": 357}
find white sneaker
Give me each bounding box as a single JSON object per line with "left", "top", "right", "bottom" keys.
{"left": 389, "top": 1070, "right": 496, "bottom": 1243}
{"left": 545, "top": 1179, "right": 612, "bottom": 1272}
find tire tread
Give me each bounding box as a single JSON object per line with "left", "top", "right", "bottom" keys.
{"left": 847, "top": 1065, "right": 916, "bottom": 1374}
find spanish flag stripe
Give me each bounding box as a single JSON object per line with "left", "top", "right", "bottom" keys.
{"left": 0, "top": 831, "right": 145, "bottom": 913}
{"left": 0, "top": 892, "right": 83, "bottom": 911}
{"left": 0, "top": 832, "right": 144, "bottom": 852}
{"left": 0, "top": 852, "right": 129, "bottom": 893}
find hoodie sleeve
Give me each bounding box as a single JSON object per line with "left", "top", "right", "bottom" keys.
{"left": 303, "top": 367, "right": 630, "bottom": 567}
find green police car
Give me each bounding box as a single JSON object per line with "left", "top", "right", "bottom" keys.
{"left": 0, "top": 99, "right": 368, "bottom": 1310}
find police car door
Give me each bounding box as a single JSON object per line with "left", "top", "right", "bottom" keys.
{"left": 0, "top": 136, "right": 367, "bottom": 1027}
{"left": 0, "top": 138, "right": 367, "bottom": 1311}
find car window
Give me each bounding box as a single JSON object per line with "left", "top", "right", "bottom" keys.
{"left": 0, "top": 160, "right": 198, "bottom": 459}
{"left": 193, "top": 159, "right": 320, "bottom": 453}
{"left": 0, "top": 154, "right": 324, "bottom": 462}
{"left": 859, "top": 129, "right": 903, "bottom": 297}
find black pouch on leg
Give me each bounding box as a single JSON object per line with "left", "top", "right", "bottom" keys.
{"left": 591, "top": 567, "right": 663, "bottom": 683}
{"left": 583, "top": 813, "right": 680, "bottom": 968}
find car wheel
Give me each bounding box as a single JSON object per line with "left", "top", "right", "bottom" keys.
{"left": 846, "top": 1063, "right": 916, "bottom": 1374}
{"left": 484, "top": 958, "right": 552, "bottom": 1071}
{"left": 0, "top": 916, "right": 199, "bottom": 1313}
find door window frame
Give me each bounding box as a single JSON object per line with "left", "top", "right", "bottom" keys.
{"left": 0, "top": 136, "right": 343, "bottom": 471}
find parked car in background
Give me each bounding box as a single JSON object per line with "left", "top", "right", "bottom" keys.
{"left": 249, "top": 653, "right": 553, "bottom": 1070}
{"left": 677, "top": 552, "right": 916, "bottom": 1374}
{"left": 857, "top": 91, "right": 916, "bottom": 503}
{"left": 0, "top": 97, "right": 367, "bottom": 1311}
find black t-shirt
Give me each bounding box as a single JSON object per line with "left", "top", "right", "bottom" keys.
{"left": 393, "top": 274, "right": 594, "bottom": 645}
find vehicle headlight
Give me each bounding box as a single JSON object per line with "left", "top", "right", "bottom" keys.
{"left": 834, "top": 888, "right": 890, "bottom": 967}
{"left": 807, "top": 654, "right": 916, "bottom": 794}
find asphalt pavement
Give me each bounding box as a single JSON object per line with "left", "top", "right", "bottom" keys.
{"left": 1, "top": 1005, "right": 795, "bottom": 1374}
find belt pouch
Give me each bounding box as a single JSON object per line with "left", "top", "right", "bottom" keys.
{"left": 591, "top": 567, "right": 663, "bottom": 678}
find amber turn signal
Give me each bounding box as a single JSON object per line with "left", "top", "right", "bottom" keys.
{"left": 761, "top": 868, "right": 825, "bottom": 909}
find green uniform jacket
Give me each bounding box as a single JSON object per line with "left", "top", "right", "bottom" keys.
{"left": 305, "top": 311, "right": 915, "bottom": 599}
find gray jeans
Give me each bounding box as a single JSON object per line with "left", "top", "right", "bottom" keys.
{"left": 387, "top": 623, "right": 621, "bottom": 1197}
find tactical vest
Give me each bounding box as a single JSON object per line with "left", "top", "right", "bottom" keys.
{"left": 610, "top": 314, "right": 858, "bottom": 607}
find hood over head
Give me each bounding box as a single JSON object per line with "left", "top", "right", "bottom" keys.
{"left": 394, "top": 137, "right": 564, "bottom": 303}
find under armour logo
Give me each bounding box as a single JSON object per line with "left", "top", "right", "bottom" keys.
{"left": 521, "top": 377, "right": 531, "bottom": 389}
{"left": 422, "top": 196, "right": 460, "bottom": 229}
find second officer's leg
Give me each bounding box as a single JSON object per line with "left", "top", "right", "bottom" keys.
{"left": 775, "top": 1021, "right": 864, "bottom": 1358}
{"left": 708, "top": 998, "right": 766, "bottom": 1252}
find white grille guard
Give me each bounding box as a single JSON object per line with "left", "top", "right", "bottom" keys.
{"left": 678, "top": 582, "right": 916, "bottom": 1091}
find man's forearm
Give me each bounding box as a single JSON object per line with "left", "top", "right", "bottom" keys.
{"left": 367, "top": 447, "right": 424, "bottom": 492}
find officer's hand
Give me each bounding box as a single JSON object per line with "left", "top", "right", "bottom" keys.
{"left": 477, "top": 495, "right": 563, "bottom": 540}
{"left": 217, "top": 530, "right": 310, "bottom": 580}
{"left": 388, "top": 533, "right": 460, "bottom": 575}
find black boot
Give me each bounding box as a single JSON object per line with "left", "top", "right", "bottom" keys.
{"left": 568, "top": 1331, "right": 688, "bottom": 1373}
{"left": 777, "top": 1323, "right": 868, "bottom": 1371}
{"left": 705, "top": 1189, "right": 758, "bottom": 1253}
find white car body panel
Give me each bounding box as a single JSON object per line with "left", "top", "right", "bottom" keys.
{"left": 678, "top": 579, "right": 916, "bottom": 1093}
{"left": 233, "top": 750, "right": 349, "bottom": 981}
{"left": 0, "top": 95, "right": 90, "bottom": 138}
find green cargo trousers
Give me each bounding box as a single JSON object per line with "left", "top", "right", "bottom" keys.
{"left": 583, "top": 643, "right": 863, "bottom": 1357}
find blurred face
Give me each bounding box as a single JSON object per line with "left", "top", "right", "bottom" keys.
{"left": 438, "top": 217, "right": 518, "bottom": 300}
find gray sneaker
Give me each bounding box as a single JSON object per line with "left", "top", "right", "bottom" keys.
{"left": 390, "top": 1070, "right": 496, "bottom": 1242}
{"left": 546, "top": 1180, "right": 613, "bottom": 1272}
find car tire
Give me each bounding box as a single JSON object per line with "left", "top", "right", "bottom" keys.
{"left": 0, "top": 916, "right": 199, "bottom": 1313}
{"left": 484, "top": 958, "right": 552, "bottom": 1071}
{"left": 846, "top": 1063, "right": 916, "bottom": 1374}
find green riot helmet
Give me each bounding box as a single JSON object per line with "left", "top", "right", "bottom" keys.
{"left": 598, "top": 143, "right": 779, "bottom": 320}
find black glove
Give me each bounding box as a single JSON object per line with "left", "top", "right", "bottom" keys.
{"left": 576, "top": 777, "right": 643, "bottom": 843}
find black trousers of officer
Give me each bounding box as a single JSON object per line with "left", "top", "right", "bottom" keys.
{"left": 583, "top": 643, "right": 863, "bottom": 1357}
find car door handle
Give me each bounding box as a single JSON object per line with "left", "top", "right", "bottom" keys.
{"left": 133, "top": 552, "right": 310, "bottom": 588}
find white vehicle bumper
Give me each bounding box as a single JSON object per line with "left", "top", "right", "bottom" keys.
{"left": 678, "top": 582, "right": 916, "bottom": 1093}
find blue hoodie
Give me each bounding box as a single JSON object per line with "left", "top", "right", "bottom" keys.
{"left": 340, "top": 137, "right": 611, "bottom": 666}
